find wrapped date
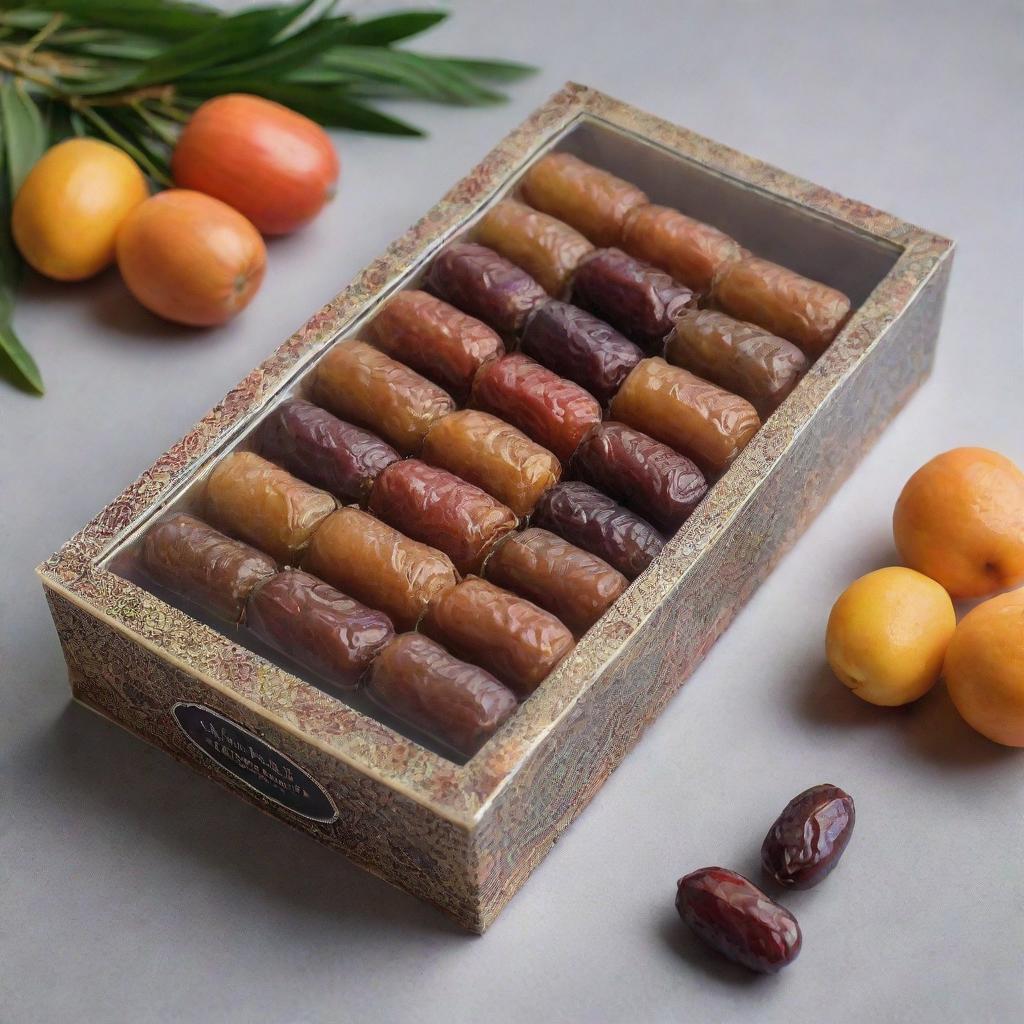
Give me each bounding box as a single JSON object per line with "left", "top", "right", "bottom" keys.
{"left": 533, "top": 481, "right": 664, "bottom": 581}
{"left": 205, "top": 451, "right": 336, "bottom": 564}
{"left": 302, "top": 507, "right": 457, "bottom": 631}
{"left": 621, "top": 204, "right": 746, "bottom": 293}
{"left": 257, "top": 397, "right": 400, "bottom": 504}
{"left": 312, "top": 339, "right": 455, "bottom": 455}
{"left": 571, "top": 247, "right": 696, "bottom": 350}
{"left": 484, "top": 528, "right": 628, "bottom": 636}
{"left": 140, "top": 512, "right": 276, "bottom": 623}
{"left": 421, "top": 577, "right": 574, "bottom": 697}
{"left": 245, "top": 569, "right": 394, "bottom": 690}
{"left": 711, "top": 255, "right": 851, "bottom": 358}
{"left": 368, "top": 289, "right": 504, "bottom": 402}
{"left": 367, "top": 633, "right": 517, "bottom": 758}
{"left": 572, "top": 422, "right": 707, "bottom": 533}
{"left": 368, "top": 459, "right": 517, "bottom": 575}
{"left": 420, "top": 410, "right": 560, "bottom": 518}
{"left": 470, "top": 353, "right": 602, "bottom": 464}
{"left": 665, "top": 309, "right": 809, "bottom": 418}
{"left": 610, "top": 357, "right": 761, "bottom": 475}
{"left": 520, "top": 300, "right": 643, "bottom": 405}
{"left": 424, "top": 242, "right": 548, "bottom": 337}
{"left": 519, "top": 152, "right": 648, "bottom": 247}
{"left": 475, "top": 198, "right": 594, "bottom": 297}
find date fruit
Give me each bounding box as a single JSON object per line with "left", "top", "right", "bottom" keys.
{"left": 519, "top": 152, "right": 648, "bottom": 247}
{"left": 470, "top": 353, "right": 602, "bottom": 464}
{"left": 368, "top": 289, "right": 504, "bottom": 402}
{"left": 367, "top": 633, "right": 517, "bottom": 758}
{"left": 312, "top": 339, "right": 455, "bottom": 455}
{"left": 368, "top": 459, "right": 517, "bottom": 575}
{"left": 675, "top": 867, "right": 802, "bottom": 974}
{"left": 761, "top": 784, "right": 856, "bottom": 890}
{"left": 205, "top": 451, "right": 336, "bottom": 565}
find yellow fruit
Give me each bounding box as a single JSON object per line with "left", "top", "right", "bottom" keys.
{"left": 944, "top": 589, "right": 1024, "bottom": 747}
{"left": 826, "top": 567, "right": 956, "bottom": 706}
{"left": 12, "top": 138, "right": 149, "bottom": 281}
{"left": 893, "top": 447, "right": 1024, "bottom": 598}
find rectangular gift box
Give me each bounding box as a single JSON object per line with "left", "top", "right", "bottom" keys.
{"left": 37, "top": 83, "right": 953, "bottom": 933}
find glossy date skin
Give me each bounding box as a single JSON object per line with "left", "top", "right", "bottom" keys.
{"left": 367, "top": 633, "right": 517, "bottom": 758}
{"left": 368, "top": 289, "right": 504, "bottom": 402}
{"left": 610, "top": 357, "right": 761, "bottom": 475}
{"left": 484, "top": 528, "right": 628, "bottom": 636}
{"left": 302, "top": 507, "right": 457, "bottom": 631}
{"left": 425, "top": 242, "right": 548, "bottom": 337}
{"left": 676, "top": 868, "right": 802, "bottom": 974}
{"left": 470, "top": 353, "right": 602, "bottom": 464}
{"left": 421, "top": 577, "right": 574, "bottom": 697}
{"left": 571, "top": 247, "right": 697, "bottom": 351}
{"left": 711, "top": 255, "right": 851, "bottom": 358}
{"left": 421, "top": 409, "right": 560, "bottom": 518}
{"left": 368, "top": 459, "right": 517, "bottom": 575}
{"left": 520, "top": 300, "right": 644, "bottom": 405}
{"left": 476, "top": 198, "right": 594, "bottom": 297}
{"left": 245, "top": 569, "right": 394, "bottom": 690}
{"left": 140, "top": 512, "right": 277, "bottom": 623}
{"left": 205, "top": 451, "right": 336, "bottom": 565}
{"left": 257, "top": 398, "right": 400, "bottom": 504}
{"left": 312, "top": 339, "right": 455, "bottom": 455}
{"left": 532, "top": 481, "right": 664, "bottom": 581}
{"left": 761, "top": 784, "right": 856, "bottom": 890}
{"left": 571, "top": 422, "right": 707, "bottom": 533}
{"left": 519, "top": 152, "right": 648, "bottom": 247}
{"left": 665, "top": 309, "right": 809, "bottom": 419}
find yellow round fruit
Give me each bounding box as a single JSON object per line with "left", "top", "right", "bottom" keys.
{"left": 826, "top": 566, "right": 957, "bottom": 706}
{"left": 944, "top": 588, "right": 1024, "bottom": 747}
{"left": 12, "top": 138, "right": 149, "bottom": 281}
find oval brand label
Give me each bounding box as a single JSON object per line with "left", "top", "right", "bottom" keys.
{"left": 172, "top": 703, "right": 339, "bottom": 823}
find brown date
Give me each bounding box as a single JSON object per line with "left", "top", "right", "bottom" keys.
{"left": 761, "top": 784, "right": 856, "bottom": 890}
{"left": 675, "top": 867, "right": 802, "bottom": 974}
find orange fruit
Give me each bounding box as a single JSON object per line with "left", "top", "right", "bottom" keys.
{"left": 944, "top": 589, "right": 1024, "bottom": 747}
{"left": 171, "top": 94, "right": 339, "bottom": 236}
{"left": 12, "top": 138, "right": 149, "bottom": 281}
{"left": 893, "top": 448, "right": 1024, "bottom": 598}
{"left": 116, "top": 189, "right": 266, "bottom": 327}
{"left": 826, "top": 567, "right": 956, "bottom": 706}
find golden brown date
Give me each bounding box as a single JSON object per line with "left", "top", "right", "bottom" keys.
{"left": 484, "top": 528, "right": 628, "bottom": 636}
{"left": 610, "top": 357, "right": 761, "bottom": 475}
{"left": 368, "top": 289, "right": 504, "bottom": 402}
{"left": 519, "top": 152, "right": 648, "bottom": 247}
{"left": 302, "top": 507, "right": 457, "bottom": 631}
{"left": 420, "top": 410, "right": 561, "bottom": 518}
{"left": 572, "top": 422, "right": 707, "bottom": 533}
{"left": 205, "top": 451, "right": 336, "bottom": 564}
{"left": 621, "top": 204, "right": 746, "bottom": 293}
{"left": 711, "top": 255, "right": 851, "bottom": 358}
{"left": 761, "top": 784, "right": 856, "bottom": 890}
{"left": 366, "top": 633, "right": 517, "bottom": 758}
{"left": 470, "top": 353, "right": 602, "bottom": 464}
{"left": 140, "top": 512, "right": 277, "bottom": 623}
{"left": 665, "top": 309, "right": 809, "bottom": 419}
{"left": 245, "top": 569, "right": 394, "bottom": 690}
{"left": 421, "top": 577, "right": 574, "bottom": 697}
{"left": 312, "top": 339, "right": 455, "bottom": 455}
{"left": 475, "top": 198, "right": 594, "bottom": 297}
{"left": 368, "top": 459, "right": 517, "bottom": 575}
{"left": 676, "top": 868, "right": 802, "bottom": 974}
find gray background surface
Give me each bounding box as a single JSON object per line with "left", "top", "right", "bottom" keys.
{"left": 2, "top": 2, "right": 1023, "bottom": 1021}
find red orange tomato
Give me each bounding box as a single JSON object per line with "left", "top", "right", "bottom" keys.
{"left": 171, "top": 94, "right": 339, "bottom": 235}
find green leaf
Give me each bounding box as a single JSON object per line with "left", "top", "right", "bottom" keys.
{"left": 27, "top": 1, "right": 221, "bottom": 39}
{"left": 75, "top": 105, "right": 173, "bottom": 184}
{"left": 0, "top": 82, "right": 49, "bottom": 195}
{"left": 432, "top": 56, "right": 538, "bottom": 82}
{"left": 0, "top": 322, "right": 45, "bottom": 395}
{"left": 329, "top": 11, "right": 448, "bottom": 46}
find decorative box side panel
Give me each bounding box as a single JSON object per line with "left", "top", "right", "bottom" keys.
{"left": 42, "top": 588, "right": 487, "bottom": 931}
{"left": 471, "top": 254, "right": 952, "bottom": 930}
